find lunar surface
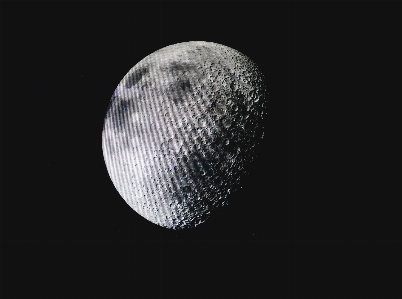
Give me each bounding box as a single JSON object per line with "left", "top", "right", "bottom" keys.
{"left": 102, "top": 41, "right": 267, "bottom": 229}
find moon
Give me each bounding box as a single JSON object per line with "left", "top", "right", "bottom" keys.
{"left": 102, "top": 41, "right": 267, "bottom": 229}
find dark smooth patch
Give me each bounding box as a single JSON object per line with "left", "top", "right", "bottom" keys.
{"left": 107, "top": 97, "right": 134, "bottom": 132}
{"left": 179, "top": 79, "right": 191, "bottom": 92}
{"left": 166, "top": 85, "right": 183, "bottom": 104}
{"left": 169, "top": 61, "right": 194, "bottom": 74}
{"left": 167, "top": 79, "right": 192, "bottom": 104}
{"left": 125, "top": 67, "right": 148, "bottom": 88}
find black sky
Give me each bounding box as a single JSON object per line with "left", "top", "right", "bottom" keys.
{"left": 1, "top": 2, "right": 401, "bottom": 298}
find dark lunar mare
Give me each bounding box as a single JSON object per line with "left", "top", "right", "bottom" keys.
{"left": 164, "top": 78, "right": 194, "bottom": 105}
{"left": 169, "top": 61, "right": 195, "bottom": 74}
{"left": 125, "top": 67, "right": 148, "bottom": 88}
{"left": 105, "top": 95, "right": 135, "bottom": 135}
{"left": 166, "top": 61, "right": 201, "bottom": 104}
{"left": 179, "top": 79, "right": 192, "bottom": 92}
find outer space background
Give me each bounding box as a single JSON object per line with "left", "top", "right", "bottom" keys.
{"left": 1, "top": 2, "right": 401, "bottom": 299}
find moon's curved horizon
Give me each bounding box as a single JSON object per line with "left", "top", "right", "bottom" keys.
{"left": 102, "top": 41, "right": 267, "bottom": 229}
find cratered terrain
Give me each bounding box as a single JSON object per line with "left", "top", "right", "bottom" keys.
{"left": 102, "top": 41, "right": 267, "bottom": 229}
